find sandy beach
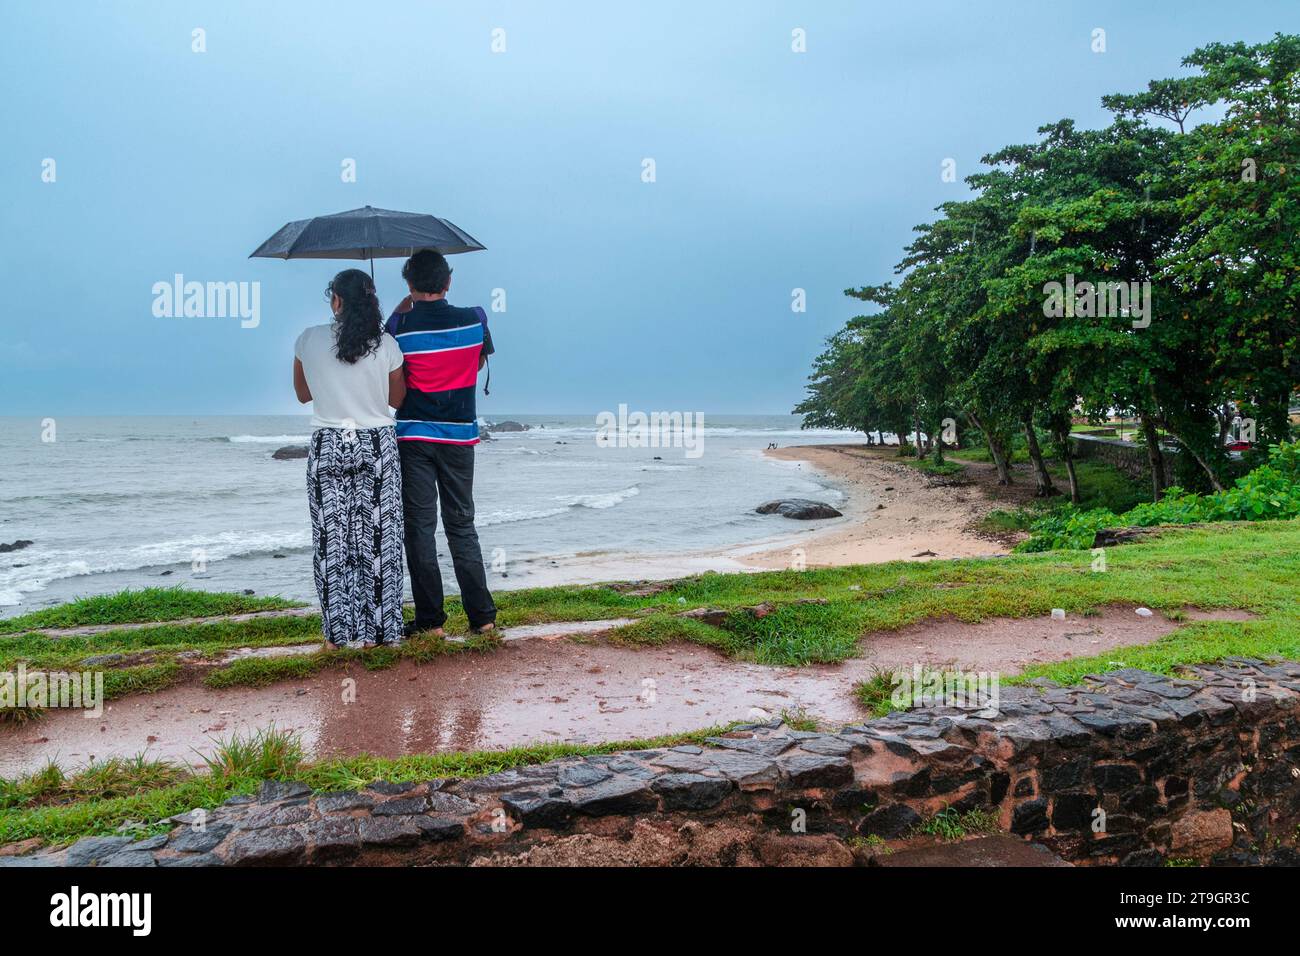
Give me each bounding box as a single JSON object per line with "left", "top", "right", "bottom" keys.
{"left": 739, "top": 444, "right": 1009, "bottom": 571}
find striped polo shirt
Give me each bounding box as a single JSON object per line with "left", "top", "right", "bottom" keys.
{"left": 387, "top": 299, "right": 494, "bottom": 444}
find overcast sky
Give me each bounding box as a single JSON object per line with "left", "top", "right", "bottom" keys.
{"left": 2, "top": 0, "right": 1293, "bottom": 416}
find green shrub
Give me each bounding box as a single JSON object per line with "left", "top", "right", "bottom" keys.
{"left": 1019, "top": 441, "right": 1300, "bottom": 551}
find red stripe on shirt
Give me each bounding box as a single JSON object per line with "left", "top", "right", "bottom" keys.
{"left": 403, "top": 346, "right": 481, "bottom": 392}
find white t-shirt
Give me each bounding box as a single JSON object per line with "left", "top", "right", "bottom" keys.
{"left": 294, "top": 323, "right": 404, "bottom": 429}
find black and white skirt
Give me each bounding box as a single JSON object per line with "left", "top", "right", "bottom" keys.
{"left": 307, "top": 426, "right": 405, "bottom": 647}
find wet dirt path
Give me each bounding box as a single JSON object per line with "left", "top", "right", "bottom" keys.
{"left": 0, "top": 608, "right": 1248, "bottom": 776}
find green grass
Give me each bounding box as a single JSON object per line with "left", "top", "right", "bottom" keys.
{"left": 0, "top": 614, "right": 326, "bottom": 672}
{"left": 971, "top": 463, "right": 1145, "bottom": 535}
{"left": 948, "top": 446, "right": 1030, "bottom": 465}
{"left": 779, "top": 707, "right": 821, "bottom": 732}
{"left": 1063, "top": 460, "right": 1148, "bottom": 513}
{"left": 913, "top": 807, "right": 1000, "bottom": 840}
{"left": 902, "top": 456, "right": 969, "bottom": 478}
{"left": 0, "top": 723, "right": 738, "bottom": 846}
{"left": 976, "top": 507, "right": 1043, "bottom": 534}
{"left": 0, "top": 614, "right": 329, "bottom": 709}
{"left": 5, "top": 521, "right": 1300, "bottom": 847}
{"left": 853, "top": 665, "right": 958, "bottom": 717}
{"left": 603, "top": 523, "right": 1297, "bottom": 668}
{"left": 201, "top": 631, "right": 501, "bottom": 689}
{"left": 4, "top": 523, "right": 1298, "bottom": 698}
{"left": 0, "top": 587, "right": 301, "bottom": 634}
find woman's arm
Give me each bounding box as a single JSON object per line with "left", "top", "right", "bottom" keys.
{"left": 387, "top": 366, "right": 406, "bottom": 409}
{"left": 293, "top": 358, "right": 312, "bottom": 404}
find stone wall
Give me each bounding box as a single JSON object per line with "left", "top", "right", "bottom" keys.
{"left": 8, "top": 659, "right": 1300, "bottom": 868}
{"left": 1069, "top": 433, "right": 1177, "bottom": 481}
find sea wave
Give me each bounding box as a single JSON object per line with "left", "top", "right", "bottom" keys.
{"left": 485, "top": 424, "right": 863, "bottom": 440}
{"left": 554, "top": 486, "right": 640, "bottom": 509}
{"left": 6, "top": 487, "right": 253, "bottom": 507}
{"left": 225, "top": 435, "right": 311, "bottom": 444}
{"left": 0, "top": 530, "right": 311, "bottom": 606}
{"left": 476, "top": 507, "right": 569, "bottom": 527}
{"left": 475, "top": 485, "right": 641, "bottom": 526}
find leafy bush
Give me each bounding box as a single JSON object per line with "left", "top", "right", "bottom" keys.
{"left": 1019, "top": 442, "right": 1300, "bottom": 551}
{"left": 1017, "top": 507, "right": 1117, "bottom": 552}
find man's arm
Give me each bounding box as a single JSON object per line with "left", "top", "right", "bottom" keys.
{"left": 385, "top": 295, "right": 414, "bottom": 337}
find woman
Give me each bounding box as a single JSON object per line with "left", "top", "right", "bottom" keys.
{"left": 293, "top": 269, "right": 407, "bottom": 648}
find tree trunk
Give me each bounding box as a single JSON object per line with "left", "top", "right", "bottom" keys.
{"left": 1022, "top": 416, "right": 1057, "bottom": 497}
{"left": 1058, "top": 430, "right": 1080, "bottom": 504}
{"left": 968, "top": 409, "right": 1012, "bottom": 484}
{"left": 1145, "top": 384, "right": 1226, "bottom": 493}
{"left": 1161, "top": 421, "right": 1227, "bottom": 493}
{"left": 912, "top": 408, "right": 925, "bottom": 459}
{"left": 1180, "top": 437, "right": 1227, "bottom": 493}
{"left": 1140, "top": 413, "right": 1166, "bottom": 502}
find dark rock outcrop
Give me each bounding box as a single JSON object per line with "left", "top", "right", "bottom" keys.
{"left": 0, "top": 539, "right": 33, "bottom": 554}
{"left": 755, "top": 499, "right": 842, "bottom": 520}
{"left": 271, "top": 445, "right": 309, "bottom": 461}
{"left": 490, "top": 421, "right": 529, "bottom": 432}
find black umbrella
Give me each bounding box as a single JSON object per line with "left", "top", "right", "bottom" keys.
{"left": 249, "top": 205, "right": 485, "bottom": 277}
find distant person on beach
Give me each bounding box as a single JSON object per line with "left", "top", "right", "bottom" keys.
{"left": 386, "top": 250, "right": 497, "bottom": 637}
{"left": 292, "top": 269, "right": 407, "bottom": 648}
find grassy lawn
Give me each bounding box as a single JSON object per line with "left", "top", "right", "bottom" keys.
{"left": 3, "top": 521, "right": 1299, "bottom": 847}
{"left": 899, "top": 456, "right": 970, "bottom": 478}
{"left": 3, "top": 522, "right": 1298, "bottom": 689}
{"left": 0, "top": 587, "right": 302, "bottom": 635}
{"left": 972, "top": 458, "right": 1148, "bottom": 535}
{"left": 0, "top": 724, "right": 737, "bottom": 846}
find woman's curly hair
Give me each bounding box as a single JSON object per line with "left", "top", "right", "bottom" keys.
{"left": 327, "top": 268, "right": 384, "bottom": 364}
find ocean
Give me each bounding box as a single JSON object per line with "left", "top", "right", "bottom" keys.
{"left": 0, "top": 415, "right": 862, "bottom": 615}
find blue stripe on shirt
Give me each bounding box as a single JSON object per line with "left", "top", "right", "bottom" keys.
{"left": 395, "top": 419, "right": 480, "bottom": 443}
{"left": 394, "top": 324, "right": 484, "bottom": 354}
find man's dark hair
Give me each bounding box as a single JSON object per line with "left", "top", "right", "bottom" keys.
{"left": 402, "top": 249, "right": 452, "bottom": 294}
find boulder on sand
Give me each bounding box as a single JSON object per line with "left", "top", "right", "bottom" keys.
{"left": 755, "top": 499, "right": 842, "bottom": 520}
{"left": 272, "top": 445, "right": 309, "bottom": 461}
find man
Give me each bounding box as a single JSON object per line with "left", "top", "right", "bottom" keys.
{"left": 387, "top": 249, "right": 496, "bottom": 637}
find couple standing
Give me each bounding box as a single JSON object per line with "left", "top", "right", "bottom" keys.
{"left": 291, "top": 250, "right": 496, "bottom": 647}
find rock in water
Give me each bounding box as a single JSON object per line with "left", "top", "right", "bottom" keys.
{"left": 0, "top": 539, "right": 34, "bottom": 554}
{"left": 272, "top": 445, "right": 309, "bottom": 460}
{"left": 755, "top": 499, "right": 842, "bottom": 520}
{"left": 491, "top": 421, "right": 529, "bottom": 432}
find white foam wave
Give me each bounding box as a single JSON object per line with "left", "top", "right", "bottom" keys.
{"left": 0, "top": 530, "right": 311, "bottom": 606}
{"left": 226, "top": 435, "right": 311, "bottom": 444}
{"left": 554, "top": 486, "right": 640, "bottom": 509}
{"left": 476, "top": 507, "right": 569, "bottom": 527}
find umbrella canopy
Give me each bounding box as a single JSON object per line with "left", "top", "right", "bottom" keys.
{"left": 249, "top": 206, "right": 486, "bottom": 263}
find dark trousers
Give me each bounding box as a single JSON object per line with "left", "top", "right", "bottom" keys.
{"left": 399, "top": 440, "right": 497, "bottom": 629}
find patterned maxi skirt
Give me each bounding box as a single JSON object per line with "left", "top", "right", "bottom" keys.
{"left": 307, "top": 426, "right": 405, "bottom": 647}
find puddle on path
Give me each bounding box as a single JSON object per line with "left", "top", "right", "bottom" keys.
{"left": 0, "top": 607, "right": 1249, "bottom": 776}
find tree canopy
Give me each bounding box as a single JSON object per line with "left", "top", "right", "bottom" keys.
{"left": 798, "top": 34, "right": 1300, "bottom": 501}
